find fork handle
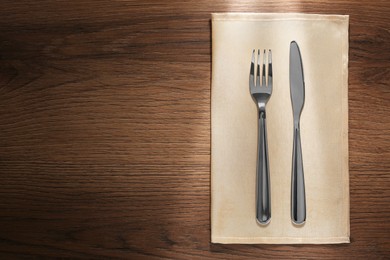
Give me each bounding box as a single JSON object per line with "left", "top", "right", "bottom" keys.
{"left": 256, "top": 110, "right": 271, "bottom": 225}
{"left": 291, "top": 123, "right": 306, "bottom": 224}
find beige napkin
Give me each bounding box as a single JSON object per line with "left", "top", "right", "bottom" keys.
{"left": 211, "top": 13, "right": 349, "bottom": 244}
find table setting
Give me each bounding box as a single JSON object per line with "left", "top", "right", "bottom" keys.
{"left": 211, "top": 13, "right": 349, "bottom": 244}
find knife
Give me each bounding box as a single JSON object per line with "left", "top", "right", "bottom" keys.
{"left": 289, "top": 41, "right": 306, "bottom": 225}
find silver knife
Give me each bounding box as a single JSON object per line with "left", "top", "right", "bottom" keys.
{"left": 289, "top": 41, "right": 306, "bottom": 225}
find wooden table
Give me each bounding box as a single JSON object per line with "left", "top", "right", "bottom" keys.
{"left": 0, "top": 1, "right": 389, "bottom": 258}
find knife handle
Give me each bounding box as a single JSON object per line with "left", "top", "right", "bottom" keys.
{"left": 291, "top": 123, "right": 306, "bottom": 224}
{"left": 256, "top": 110, "right": 271, "bottom": 225}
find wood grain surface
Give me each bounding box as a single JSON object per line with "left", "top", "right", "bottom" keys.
{"left": 0, "top": 0, "right": 389, "bottom": 259}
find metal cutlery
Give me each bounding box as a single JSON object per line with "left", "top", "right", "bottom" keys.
{"left": 289, "top": 41, "right": 306, "bottom": 225}
{"left": 249, "top": 49, "right": 272, "bottom": 225}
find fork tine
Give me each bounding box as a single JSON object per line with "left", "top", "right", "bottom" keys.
{"left": 262, "top": 50, "right": 266, "bottom": 86}
{"left": 256, "top": 50, "right": 260, "bottom": 87}
{"left": 268, "top": 49, "right": 272, "bottom": 88}
{"left": 250, "top": 49, "right": 255, "bottom": 87}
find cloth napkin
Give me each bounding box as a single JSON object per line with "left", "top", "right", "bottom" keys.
{"left": 211, "top": 13, "right": 349, "bottom": 244}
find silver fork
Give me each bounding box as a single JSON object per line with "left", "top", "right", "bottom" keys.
{"left": 249, "top": 49, "right": 272, "bottom": 225}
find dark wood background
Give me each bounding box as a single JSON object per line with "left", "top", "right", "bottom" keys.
{"left": 0, "top": 0, "right": 389, "bottom": 258}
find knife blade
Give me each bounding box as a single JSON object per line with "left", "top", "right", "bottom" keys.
{"left": 290, "top": 41, "right": 305, "bottom": 118}
{"left": 289, "top": 41, "right": 306, "bottom": 225}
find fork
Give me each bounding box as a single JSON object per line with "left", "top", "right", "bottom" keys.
{"left": 249, "top": 49, "right": 272, "bottom": 225}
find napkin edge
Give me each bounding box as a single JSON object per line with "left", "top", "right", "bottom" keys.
{"left": 341, "top": 14, "right": 350, "bottom": 240}
{"left": 211, "top": 12, "right": 349, "bottom": 22}
{"left": 212, "top": 236, "right": 350, "bottom": 244}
